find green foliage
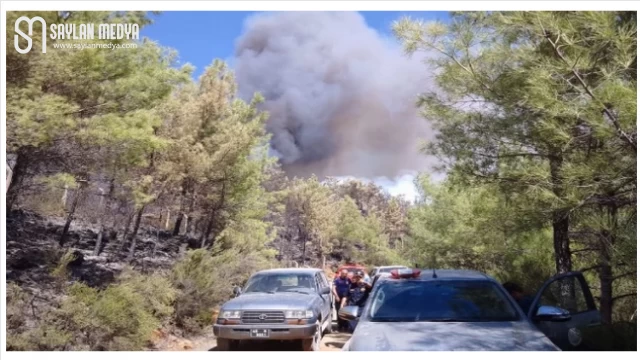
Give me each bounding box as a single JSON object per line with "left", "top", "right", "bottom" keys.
{"left": 52, "top": 282, "right": 159, "bottom": 350}
{"left": 395, "top": 11, "right": 636, "bottom": 322}
{"left": 116, "top": 268, "right": 177, "bottom": 320}
{"left": 50, "top": 249, "right": 78, "bottom": 285}
{"left": 406, "top": 174, "right": 555, "bottom": 286}
{"left": 170, "top": 249, "right": 274, "bottom": 333}
{"left": 6, "top": 283, "right": 29, "bottom": 330}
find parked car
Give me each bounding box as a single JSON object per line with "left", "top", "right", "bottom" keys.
{"left": 339, "top": 269, "right": 601, "bottom": 351}
{"left": 214, "top": 268, "right": 333, "bottom": 351}
{"left": 368, "top": 265, "right": 409, "bottom": 278}
{"left": 335, "top": 263, "right": 370, "bottom": 282}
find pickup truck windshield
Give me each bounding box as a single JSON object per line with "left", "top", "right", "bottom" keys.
{"left": 244, "top": 274, "right": 315, "bottom": 294}
{"left": 368, "top": 280, "right": 520, "bottom": 322}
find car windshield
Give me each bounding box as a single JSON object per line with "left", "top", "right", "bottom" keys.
{"left": 244, "top": 273, "right": 315, "bottom": 294}
{"left": 367, "top": 280, "right": 520, "bottom": 322}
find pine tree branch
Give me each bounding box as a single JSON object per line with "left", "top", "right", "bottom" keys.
{"left": 612, "top": 271, "right": 636, "bottom": 281}
{"left": 612, "top": 293, "right": 636, "bottom": 302}
{"left": 538, "top": 19, "right": 636, "bottom": 152}
{"left": 571, "top": 248, "right": 599, "bottom": 254}
{"left": 578, "top": 264, "right": 601, "bottom": 273}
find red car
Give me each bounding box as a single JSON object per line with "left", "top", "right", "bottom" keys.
{"left": 335, "top": 264, "right": 367, "bottom": 280}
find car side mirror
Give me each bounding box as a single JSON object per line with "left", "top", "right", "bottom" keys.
{"left": 533, "top": 305, "right": 571, "bottom": 322}
{"left": 338, "top": 305, "right": 360, "bottom": 321}
{"left": 233, "top": 286, "right": 242, "bottom": 297}
{"left": 320, "top": 286, "right": 331, "bottom": 295}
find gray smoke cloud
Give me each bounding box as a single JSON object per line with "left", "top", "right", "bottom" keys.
{"left": 234, "top": 11, "right": 438, "bottom": 179}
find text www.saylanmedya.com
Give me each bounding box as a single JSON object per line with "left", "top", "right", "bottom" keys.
{"left": 52, "top": 42, "right": 138, "bottom": 50}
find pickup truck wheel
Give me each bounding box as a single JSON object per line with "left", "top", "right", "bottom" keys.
{"left": 301, "top": 320, "right": 321, "bottom": 351}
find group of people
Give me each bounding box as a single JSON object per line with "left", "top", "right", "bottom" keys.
{"left": 332, "top": 269, "right": 372, "bottom": 332}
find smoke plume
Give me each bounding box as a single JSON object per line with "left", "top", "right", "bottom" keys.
{"left": 234, "top": 12, "right": 437, "bottom": 179}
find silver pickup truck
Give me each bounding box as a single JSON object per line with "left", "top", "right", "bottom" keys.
{"left": 214, "top": 268, "right": 333, "bottom": 351}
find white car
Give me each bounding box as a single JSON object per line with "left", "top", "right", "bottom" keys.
{"left": 339, "top": 269, "right": 601, "bottom": 351}
{"left": 368, "top": 265, "right": 409, "bottom": 278}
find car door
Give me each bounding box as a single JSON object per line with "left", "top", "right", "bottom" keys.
{"left": 528, "top": 271, "right": 601, "bottom": 350}
{"left": 313, "top": 273, "right": 327, "bottom": 320}
{"left": 319, "top": 272, "right": 332, "bottom": 306}
{"left": 316, "top": 272, "right": 331, "bottom": 322}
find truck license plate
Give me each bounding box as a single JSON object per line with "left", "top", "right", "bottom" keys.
{"left": 250, "top": 329, "right": 270, "bottom": 338}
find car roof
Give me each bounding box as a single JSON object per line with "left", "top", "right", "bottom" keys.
{"left": 253, "top": 268, "right": 322, "bottom": 276}
{"left": 377, "top": 269, "right": 493, "bottom": 282}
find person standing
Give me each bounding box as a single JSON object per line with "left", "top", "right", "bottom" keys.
{"left": 333, "top": 269, "right": 351, "bottom": 332}
{"left": 342, "top": 271, "right": 372, "bottom": 333}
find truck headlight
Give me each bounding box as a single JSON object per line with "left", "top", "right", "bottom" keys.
{"left": 285, "top": 310, "right": 313, "bottom": 319}
{"left": 220, "top": 310, "right": 242, "bottom": 319}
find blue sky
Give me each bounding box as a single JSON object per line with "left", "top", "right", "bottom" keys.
{"left": 141, "top": 11, "right": 450, "bottom": 79}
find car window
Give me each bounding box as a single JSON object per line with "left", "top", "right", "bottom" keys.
{"left": 367, "top": 280, "right": 520, "bottom": 322}
{"left": 244, "top": 274, "right": 315, "bottom": 293}
{"left": 538, "top": 276, "right": 589, "bottom": 314}
{"left": 319, "top": 273, "right": 329, "bottom": 287}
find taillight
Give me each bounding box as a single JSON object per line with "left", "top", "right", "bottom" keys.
{"left": 390, "top": 268, "right": 421, "bottom": 279}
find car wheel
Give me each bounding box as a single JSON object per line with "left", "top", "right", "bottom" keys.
{"left": 301, "top": 320, "right": 321, "bottom": 351}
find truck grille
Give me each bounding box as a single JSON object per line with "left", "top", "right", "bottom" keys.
{"left": 241, "top": 311, "right": 285, "bottom": 324}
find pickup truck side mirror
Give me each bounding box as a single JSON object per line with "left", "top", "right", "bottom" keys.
{"left": 320, "top": 286, "right": 331, "bottom": 295}
{"left": 338, "top": 305, "right": 360, "bottom": 321}
{"left": 233, "top": 286, "right": 242, "bottom": 297}
{"left": 533, "top": 305, "right": 571, "bottom": 322}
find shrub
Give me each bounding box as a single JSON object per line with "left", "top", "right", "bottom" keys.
{"left": 7, "top": 324, "right": 72, "bottom": 351}
{"left": 54, "top": 282, "right": 160, "bottom": 350}
{"left": 116, "top": 267, "right": 177, "bottom": 320}
{"left": 6, "top": 282, "right": 28, "bottom": 330}
{"left": 50, "top": 249, "right": 79, "bottom": 286}
{"left": 170, "top": 248, "right": 275, "bottom": 334}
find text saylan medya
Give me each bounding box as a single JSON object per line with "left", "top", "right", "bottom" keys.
{"left": 14, "top": 16, "right": 139, "bottom": 54}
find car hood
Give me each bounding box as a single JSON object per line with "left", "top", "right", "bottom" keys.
{"left": 345, "top": 321, "right": 559, "bottom": 351}
{"left": 222, "top": 292, "right": 317, "bottom": 311}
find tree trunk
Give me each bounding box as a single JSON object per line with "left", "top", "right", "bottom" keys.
{"left": 93, "top": 179, "right": 115, "bottom": 256}
{"left": 152, "top": 228, "right": 159, "bottom": 258}
{"left": 552, "top": 213, "right": 572, "bottom": 273}
{"left": 300, "top": 225, "right": 307, "bottom": 267}
{"left": 173, "top": 185, "right": 188, "bottom": 236}
{"left": 127, "top": 206, "right": 145, "bottom": 261}
{"left": 6, "top": 152, "right": 27, "bottom": 212}
{"left": 6, "top": 160, "right": 14, "bottom": 193}
{"left": 549, "top": 154, "right": 572, "bottom": 273}
{"left": 173, "top": 213, "right": 184, "bottom": 236}
{"left": 598, "top": 205, "right": 617, "bottom": 325}
{"left": 200, "top": 210, "right": 215, "bottom": 248}
{"left": 120, "top": 210, "right": 135, "bottom": 252}
{"left": 59, "top": 181, "right": 87, "bottom": 247}
{"left": 185, "top": 189, "right": 197, "bottom": 236}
